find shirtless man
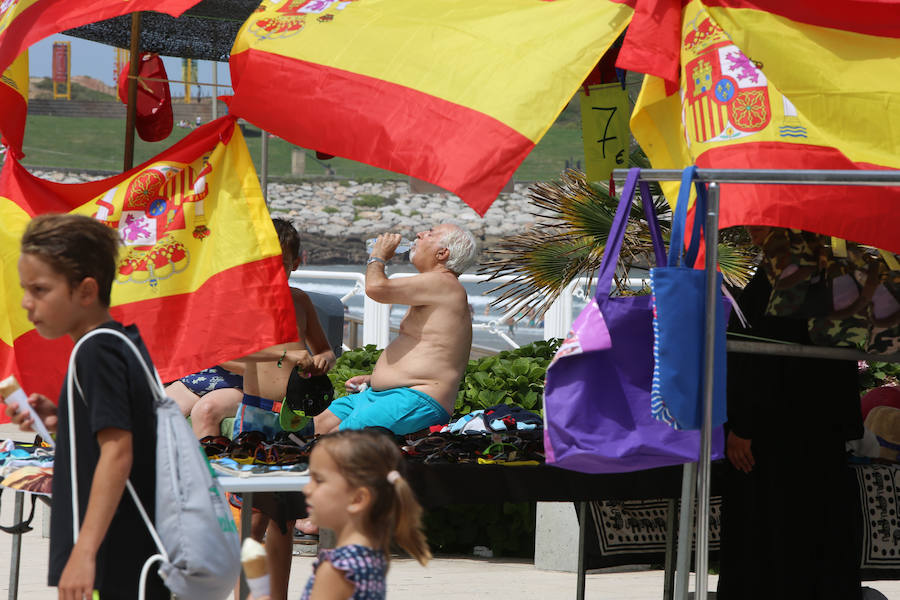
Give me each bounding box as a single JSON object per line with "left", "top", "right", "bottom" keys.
{"left": 314, "top": 223, "right": 477, "bottom": 435}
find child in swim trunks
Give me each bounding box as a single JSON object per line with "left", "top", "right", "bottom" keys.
{"left": 167, "top": 364, "right": 245, "bottom": 438}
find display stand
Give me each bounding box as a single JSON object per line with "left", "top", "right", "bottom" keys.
{"left": 612, "top": 167, "right": 900, "bottom": 600}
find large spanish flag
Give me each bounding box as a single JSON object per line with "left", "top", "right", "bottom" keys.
{"left": 228, "top": 0, "right": 632, "bottom": 216}
{"left": 627, "top": 0, "right": 900, "bottom": 253}
{"left": 0, "top": 50, "right": 27, "bottom": 154}
{"left": 0, "top": 116, "right": 297, "bottom": 413}
{"left": 0, "top": 0, "right": 201, "bottom": 74}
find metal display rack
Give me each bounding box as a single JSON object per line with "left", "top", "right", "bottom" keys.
{"left": 611, "top": 167, "right": 900, "bottom": 600}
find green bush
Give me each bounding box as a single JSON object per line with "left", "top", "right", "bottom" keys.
{"left": 860, "top": 361, "right": 900, "bottom": 393}
{"left": 352, "top": 194, "right": 391, "bottom": 208}
{"left": 455, "top": 339, "right": 560, "bottom": 416}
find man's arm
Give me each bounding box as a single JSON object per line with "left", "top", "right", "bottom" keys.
{"left": 365, "top": 267, "right": 457, "bottom": 307}
{"left": 58, "top": 427, "right": 132, "bottom": 600}
{"left": 235, "top": 346, "right": 313, "bottom": 369}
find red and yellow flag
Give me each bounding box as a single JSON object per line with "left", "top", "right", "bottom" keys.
{"left": 0, "top": 117, "right": 297, "bottom": 411}
{"left": 628, "top": 0, "right": 900, "bottom": 253}
{"left": 228, "top": 0, "right": 632, "bottom": 216}
{"left": 0, "top": 0, "right": 201, "bottom": 74}
{"left": 0, "top": 49, "right": 27, "bottom": 153}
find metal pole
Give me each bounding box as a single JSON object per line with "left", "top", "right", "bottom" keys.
{"left": 663, "top": 498, "right": 677, "bottom": 600}
{"left": 211, "top": 61, "right": 218, "bottom": 121}
{"left": 728, "top": 340, "right": 900, "bottom": 364}
{"left": 239, "top": 492, "right": 254, "bottom": 600}
{"left": 576, "top": 501, "right": 587, "bottom": 600}
{"left": 261, "top": 129, "right": 269, "bottom": 202}
{"left": 674, "top": 463, "right": 696, "bottom": 600}
{"left": 123, "top": 12, "right": 142, "bottom": 171}
{"left": 695, "top": 182, "right": 721, "bottom": 599}
{"left": 8, "top": 491, "right": 23, "bottom": 600}
{"left": 612, "top": 168, "right": 900, "bottom": 186}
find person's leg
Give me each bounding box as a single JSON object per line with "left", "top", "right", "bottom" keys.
{"left": 295, "top": 517, "right": 318, "bottom": 536}
{"left": 191, "top": 388, "right": 244, "bottom": 438}
{"left": 165, "top": 381, "right": 201, "bottom": 417}
{"left": 313, "top": 408, "right": 342, "bottom": 434}
{"left": 266, "top": 519, "right": 295, "bottom": 600}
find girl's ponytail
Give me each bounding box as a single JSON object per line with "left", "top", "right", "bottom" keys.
{"left": 389, "top": 474, "right": 431, "bottom": 566}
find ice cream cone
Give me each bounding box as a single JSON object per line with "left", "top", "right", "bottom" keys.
{"left": 242, "top": 555, "right": 268, "bottom": 580}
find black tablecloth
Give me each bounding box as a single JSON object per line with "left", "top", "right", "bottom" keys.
{"left": 405, "top": 461, "right": 726, "bottom": 509}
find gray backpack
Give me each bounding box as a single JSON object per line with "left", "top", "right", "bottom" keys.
{"left": 68, "top": 328, "right": 241, "bottom": 600}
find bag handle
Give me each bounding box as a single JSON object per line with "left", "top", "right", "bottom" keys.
{"left": 66, "top": 328, "right": 169, "bottom": 563}
{"left": 595, "top": 167, "right": 666, "bottom": 300}
{"left": 668, "top": 166, "right": 708, "bottom": 268}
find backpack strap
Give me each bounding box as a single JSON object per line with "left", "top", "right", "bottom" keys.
{"left": 66, "top": 328, "right": 169, "bottom": 565}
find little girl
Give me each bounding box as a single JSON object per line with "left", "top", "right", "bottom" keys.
{"left": 300, "top": 429, "right": 431, "bottom": 599}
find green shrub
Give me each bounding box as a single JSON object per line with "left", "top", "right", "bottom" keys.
{"left": 352, "top": 194, "right": 391, "bottom": 208}
{"left": 860, "top": 361, "right": 900, "bottom": 392}
{"left": 455, "top": 339, "right": 560, "bottom": 417}
{"left": 321, "top": 206, "right": 339, "bottom": 214}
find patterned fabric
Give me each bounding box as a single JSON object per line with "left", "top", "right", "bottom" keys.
{"left": 179, "top": 365, "right": 243, "bottom": 397}
{"left": 855, "top": 464, "right": 900, "bottom": 578}
{"left": 583, "top": 498, "right": 721, "bottom": 569}
{"left": 301, "top": 545, "right": 387, "bottom": 600}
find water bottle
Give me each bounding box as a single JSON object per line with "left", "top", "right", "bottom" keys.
{"left": 366, "top": 237, "right": 414, "bottom": 255}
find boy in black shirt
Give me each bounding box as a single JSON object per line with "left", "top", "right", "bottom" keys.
{"left": 7, "top": 214, "right": 168, "bottom": 599}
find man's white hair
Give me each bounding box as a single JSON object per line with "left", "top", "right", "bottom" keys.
{"left": 440, "top": 223, "right": 477, "bottom": 275}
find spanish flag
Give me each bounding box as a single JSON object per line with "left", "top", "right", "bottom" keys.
{"left": 0, "top": 117, "right": 297, "bottom": 413}
{"left": 0, "top": 50, "right": 27, "bottom": 154}
{"left": 628, "top": 0, "right": 900, "bottom": 254}
{"left": 0, "top": 0, "right": 200, "bottom": 74}
{"left": 228, "top": 0, "right": 632, "bottom": 216}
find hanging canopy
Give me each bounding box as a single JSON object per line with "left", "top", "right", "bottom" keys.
{"left": 63, "top": 0, "right": 258, "bottom": 62}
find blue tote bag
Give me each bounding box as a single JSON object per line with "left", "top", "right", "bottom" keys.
{"left": 650, "top": 166, "right": 729, "bottom": 430}
{"left": 543, "top": 168, "right": 724, "bottom": 474}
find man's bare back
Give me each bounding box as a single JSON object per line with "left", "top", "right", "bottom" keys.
{"left": 370, "top": 271, "right": 472, "bottom": 413}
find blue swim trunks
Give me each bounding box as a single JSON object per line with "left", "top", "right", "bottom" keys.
{"left": 180, "top": 365, "right": 243, "bottom": 397}
{"left": 327, "top": 387, "right": 451, "bottom": 435}
{"left": 233, "top": 394, "right": 281, "bottom": 440}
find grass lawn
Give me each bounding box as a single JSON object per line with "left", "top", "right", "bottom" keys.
{"left": 18, "top": 102, "right": 586, "bottom": 183}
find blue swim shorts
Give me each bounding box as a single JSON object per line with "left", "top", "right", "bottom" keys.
{"left": 327, "top": 387, "right": 451, "bottom": 435}
{"left": 233, "top": 394, "right": 281, "bottom": 440}
{"left": 180, "top": 365, "right": 243, "bottom": 397}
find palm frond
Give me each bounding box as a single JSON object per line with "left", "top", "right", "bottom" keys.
{"left": 478, "top": 168, "right": 756, "bottom": 319}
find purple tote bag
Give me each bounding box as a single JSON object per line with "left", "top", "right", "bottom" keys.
{"left": 543, "top": 168, "right": 724, "bottom": 474}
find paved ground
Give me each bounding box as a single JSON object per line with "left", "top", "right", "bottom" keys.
{"left": 0, "top": 424, "right": 898, "bottom": 599}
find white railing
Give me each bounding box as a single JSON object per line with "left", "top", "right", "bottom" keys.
{"left": 289, "top": 270, "right": 648, "bottom": 350}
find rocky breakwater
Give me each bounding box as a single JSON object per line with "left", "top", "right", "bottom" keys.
{"left": 22, "top": 169, "right": 548, "bottom": 266}
{"left": 266, "top": 180, "right": 549, "bottom": 265}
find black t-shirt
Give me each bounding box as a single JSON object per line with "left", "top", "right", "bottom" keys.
{"left": 49, "top": 322, "right": 168, "bottom": 599}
